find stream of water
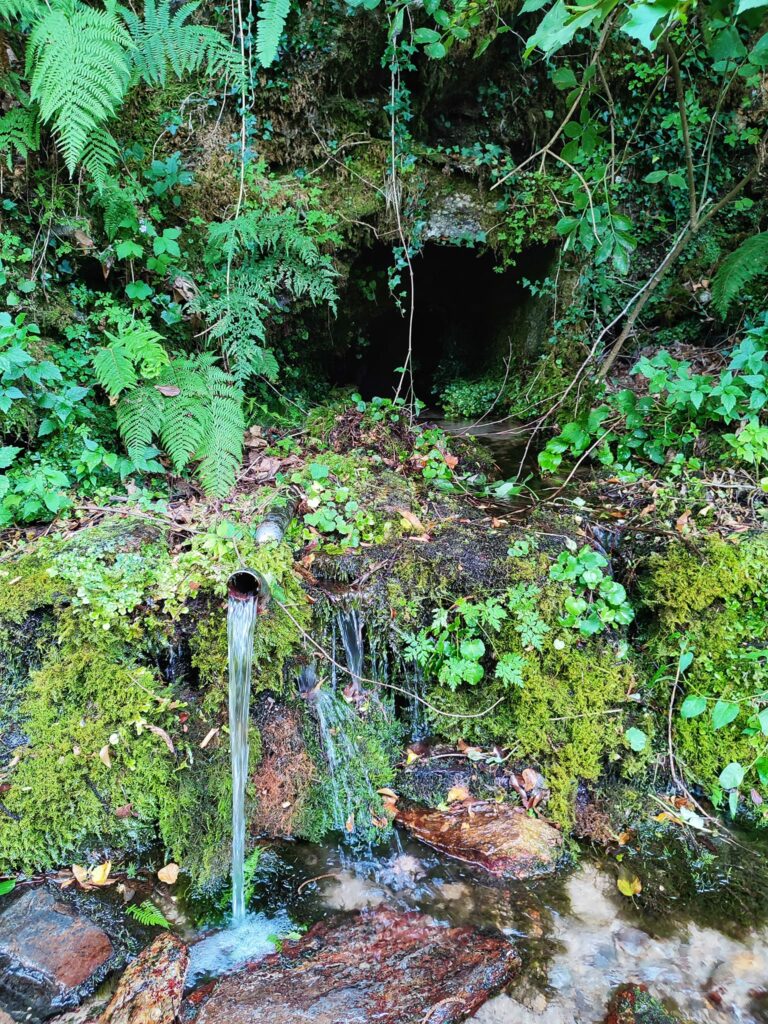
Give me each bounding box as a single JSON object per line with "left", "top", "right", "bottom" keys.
{"left": 227, "top": 592, "right": 258, "bottom": 924}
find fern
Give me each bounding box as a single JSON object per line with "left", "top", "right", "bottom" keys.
{"left": 97, "top": 182, "right": 139, "bottom": 241}
{"left": 93, "top": 323, "right": 169, "bottom": 398}
{"left": 0, "top": 0, "right": 44, "bottom": 22}
{"left": 255, "top": 0, "right": 290, "bottom": 68}
{"left": 112, "top": 353, "right": 244, "bottom": 497}
{"left": 126, "top": 900, "right": 170, "bottom": 928}
{"left": 26, "top": 0, "right": 133, "bottom": 176}
{"left": 0, "top": 106, "right": 40, "bottom": 168}
{"left": 195, "top": 204, "right": 337, "bottom": 384}
{"left": 712, "top": 233, "right": 768, "bottom": 316}
{"left": 120, "top": 0, "right": 235, "bottom": 87}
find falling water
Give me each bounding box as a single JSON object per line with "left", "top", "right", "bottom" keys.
{"left": 338, "top": 607, "right": 364, "bottom": 693}
{"left": 227, "top": 593, "right": 258, "bottom": 923}
{"left": 313, "top": 688, "right": 379, "bottom": 839}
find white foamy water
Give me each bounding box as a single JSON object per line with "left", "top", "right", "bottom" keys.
{"left": 186, "top": 910, "right": 293, "bottom": 988}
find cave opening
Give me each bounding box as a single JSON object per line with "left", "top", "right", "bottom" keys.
{"left": 331, "top": 240, "right": 555, "bottom": 406}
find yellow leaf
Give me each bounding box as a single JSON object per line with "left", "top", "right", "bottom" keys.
{"left": 446, "top": 785, "right": 471, "bottom": 804}
{"left": 90, "top": 861, "right": 112, "bottom": 886}
{"left": 157, "top": 862, "right": 180, "bottom": 885}
{"left": 405, "top": 748, "right": 421, "bottom": 765}
{"left": 72, "top": 864, "right": 89, "bottom": 885}
{"left": 617, "top": 874, "right": 642, "bottom": 897}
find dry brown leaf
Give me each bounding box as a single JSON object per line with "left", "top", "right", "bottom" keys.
{"left": 200, "top": 727, "right": 219, "bottom": 749}
{"left": 99, "top": 745, "right": 112, "bottom": 768}
{"left": 157, "top": 862, "right": 180, "bottom": 885}
{"left": 145, "top": 723, "right": 175, "bottom": 754}
{"left": 155, "top": 385, "right": 181, "bottom": 398}
{"left": 397, "top": 509, "right": 425, "bottom": 534}
{"left": 345, "top": 813, "right": 355, "bottom": 833}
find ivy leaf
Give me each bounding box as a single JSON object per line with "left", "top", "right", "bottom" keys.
{"left": 552, "top": 66, "right": 577, "bottom": 90}
{"left": 712, "top": 700, "right": 739, "bottom": 730}
{"left": 718, "top": 761, "right": 744, "bottom": 790}
{"left": 680, "top": 695, "right": 707, "bottom": 719}
{"left": 678, "top": 650, "right": 694, "bottom": 673}
{"left": 624, "top": 727, "right": 647, "bottom": 752}
{"left": 413, "top": 27, "right": 441, "bottom": 43}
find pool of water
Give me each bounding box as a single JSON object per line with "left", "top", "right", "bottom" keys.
{"left": 184, "top": 833, "right": 768, "bottom": 1023}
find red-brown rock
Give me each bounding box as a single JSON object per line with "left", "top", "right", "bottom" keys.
{"left": 395, "top": 799, "right": 563, "bottom": 878}
{"left": 97, "top": 933, "right": 188, "bottom": 1024}
{"left": 181, "top": 906, "right": 519, "bottom": 1024}
{"left": 0, "top": 888, "right": 114, "bottom": 1020}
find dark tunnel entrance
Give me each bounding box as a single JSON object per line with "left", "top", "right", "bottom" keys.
{"left": 331, "top": 241, "right": 556, "bottom": 404}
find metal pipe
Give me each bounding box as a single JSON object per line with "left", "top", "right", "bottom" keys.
{"left": 254, "top": 492, "right": 299, "bottom": 545}
{"left": 227, "top": 569, "right": 270, "bottom": 612}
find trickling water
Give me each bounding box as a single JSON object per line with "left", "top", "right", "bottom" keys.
{"left": 313, "top": 688, "right": 379, "bottom": 838}
{"left": 227, "top": 593, "right": 258, "bottom": 923}
{"left": 337, "top": 607, "right": 364, "bottom": 696}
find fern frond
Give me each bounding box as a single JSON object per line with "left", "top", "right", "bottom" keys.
{"left": 93, "top": 344, "right": 137, "bottom": 397}
{"left": 27, "top": 0, "right": 133, "bottom": 175}
{"left": 0, "top": 105, "right": 40, "bottom": 168}
{"left": 97, "top": 182, "right": 139, "bottom": 240}
{"left": 120, "top": 0, "right": 235, "bottom": 86}
{"left": 80, "top": 126, "right": 120, "bottom": 193}
{"left": 255, "top": 0, "right": 290, "bottom": 68}
{"left": 195, "top": 374, "right": 245, "bottom": 498}
{"left": 0, "top": 0, "right": 44, "bottom": 23}
{"left": 712, "top": 233, "right": 768, "bottom": 316}
{"left": 126, "top": 900, "right": 170, "bottom": 928}
{"left": 116, "top": 385, "right": 164, "bottom": 458}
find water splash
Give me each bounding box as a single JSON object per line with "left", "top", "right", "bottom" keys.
{"left": 227, "top": 593, "right": 258, "bottom": 923}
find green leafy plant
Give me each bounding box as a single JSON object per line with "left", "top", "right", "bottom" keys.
{"left": 712, "top": 234, "right": 768, "bottom": 316}
{"left": 550, "top": 545, "right": 634, "bottom": 636}
{"left": 126, "top": 899, "right": 171, "bottom": 928}
{"left": 255, "top": 0, "right": 291, "bottom": 68}
{"left": 95, "top": 351, "right": 245, "bottom": 498}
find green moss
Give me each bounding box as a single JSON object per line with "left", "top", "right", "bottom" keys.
{"left": 0, "top": 635, "right": 180, "bottom": 874}
{"left": 296, "top": 697, "right": 401, "bottom": 843}
{"left": 0, "top": 552, "right": 60, "bottom": 622}
{"left": 640, "top": 534, "right": 768, "bottom": 808}
{"left": 427, "top": 636, "right": 631, "bottom": 827}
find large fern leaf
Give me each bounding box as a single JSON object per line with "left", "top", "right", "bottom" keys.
{"left": 0, "top": 0, "right": 44, "bottom": 22}
{"left": 712, "top": 233, "right": 768, "bottom": 316}
{"left": 120, "top": 0, "right": 234, "bottom": 86}
{"left": 255, "top": 0, "right": 290, "bottom": 68}
{"left": 26, "top": 0, "right": 133, "bottom": 175}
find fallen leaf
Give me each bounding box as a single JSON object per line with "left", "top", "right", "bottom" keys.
{"left": 675, "top": 509, "right": 692, "bottom": 534}
{"left": 73, "top": 229, "right": 94, "bottom": 250}
{"left": 114, "top": 803, "right": 134, "bottom": 819}
{"left": 200, "top": 727, "right": 219, "bottom": 749}
{"left": 405, "top": 748, "right": 421, "bottom": 765}
{"left": 521, "top": 767, "right": 540, "bottom": 791}
{"left": 99, "top": 745, "right": 112, "bottom": 768}
{"left": 397, "top": 509, "right": 425, "bottom": 534}
{"left": 72, "top": 864, "right": 89, "bottom": 885}
{"left": 617, "top": 874, "right": 642, "bottom": 897}
{"left": 155, "top": 385, "right": 181, "bottom": 397}
{"left": 446, "top": 785, "right": 471, "bottom": 804}
{"left": 444, "top": 453, "right": 458, "bottom": 470}
{"left": 377, "top": 788, "right": 398, "bottom": 799}
{"left": 145, "top": 723, "right": 175, "bottom": 754}
{"left": 345, "top": 813, "right": 355, "bottom": 833}
{"left": 90, "top": 861, "right": 112, "bottom": 886}
{"left": 157, "top": 862, "right": 180, "bottom": 885}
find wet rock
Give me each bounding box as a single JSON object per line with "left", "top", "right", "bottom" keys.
{"left": 604, "top": 985, "right": 688, "bottom": 1024}
{"left": 395, "top": 799, "right": 563, "bottom": 878}
{"left": 0, "top": 888, "right": 115, "bottom": 1021}
{"left": 96, "top": 934, "right": 188, "bottom": 1024}
{"left": 181, "top": 906, "right": 519, "bottom": 1024}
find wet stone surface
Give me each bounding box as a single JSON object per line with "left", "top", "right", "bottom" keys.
{"left": 395, "top": 799, "right": 564, "bottom": 879}
{"left": 180, "top": 906, "right": 520, "bottom": 1024}
{"left": 0, "top": 888, "right": 115, "bottom": 1021}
